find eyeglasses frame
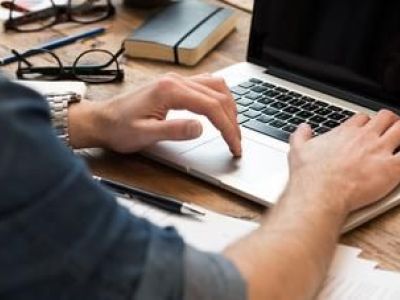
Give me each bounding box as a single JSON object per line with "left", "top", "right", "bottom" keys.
{"left": 4, "top": 0, "right": 115, "bottom": 32}
{"left": 13, "top": 46, "right": 125, "bottom": 84}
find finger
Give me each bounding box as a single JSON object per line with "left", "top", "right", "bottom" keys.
{"left": 190, "top": 74, "right": 242, "bottom": 141}
{"left": 290, "top": 123, "right": 312, "bottom": 148}
{"left": 145, "top": 119, "right": 203, "bottom": 142}
{"left": 161, "top": 78, "right": 242, "bottom": 156}
{"left": 364, "top": 109, "right": 399, "bottom": 136}
{"left": 177, "top": 74, "right": 241, "bottom": 140}
{"left": 342, "top": 113, "right": 370, "bottom": 128}
{"left": 381, "top": 119, "right": 400, "bottom": 153}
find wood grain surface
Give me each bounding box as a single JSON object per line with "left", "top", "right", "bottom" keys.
{"left": 219, "top": 0, "right": 253, "bottom": 12}
{"left": 1, "top": 0, "right": 400, "bottom": 273}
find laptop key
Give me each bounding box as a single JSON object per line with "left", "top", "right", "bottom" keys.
{"left": 315, "top": 126, "right": 330, "bottom": 135}
{"left": 301, "top": 96, "right": 316, "bottom": 103}
{"left": 282, "top": 125, "right": 297, "bottom": 133}
{"left": 310, "top": 115, "right": 327, "bottom": 123}
{"left": 307, "top": 122, "right": 319, "bottom": 129}
{"left": 328, "top": 105, "right": 342, "bottom": 112}
{"left": 257, "top": 114, "right": 274, "bottom": 123}
{"left": 243, "top": 120, "right": 290, "bottom": 142}
{"left": 343, "top": 110, "right": 356, "bottom": 117}
{"left": 231, "top": 86, "right": 249, "bottom": 96}
{"left": 258, "top": 97, "right": 275, "bottom": 105}
{"left": 270, "top": 101, "right": 288, "bottom": 110}
{"left": 275, "top": 87, "right": 288, "bottom": 93}
{"left": 289, "top": 99, "right": 306, "bottom": 107}
{"left": 262, "top": 82, "right": 276, "bottom": 88}
{"left": 276, "top": 95, "right": 293, "bottom": 102}
{"left": 323, "top": 120, "right": 340, "bottom": 128}
{"left": 249, "top": 78, "right": 263, "bottom": 84}
{"left": 251, "top": 86, "right": 269, "bottom": 93}
{"left": 315, "top": 108, "right": 332, "bottom": 116}
{"left": 269, "top": 120, "right": 286, "bottom": 128}
{"left": 245, "top": 92, "right": 263, "bottom": 100}
{"left": 283, "top": 106, "right": 301, "bottom": 114}
{"left": 315, "top": 101, "right": 329, "bottom": 107}
{"left": 250, "top": 102, "right": 266, "bottom": 111}
{"left": 264, "top": 90, "right": 280, "bottom": 98}
{"left": 237, "top": 98, "right": 253, "bottom": 106}
{"left": 275, "top": 112, "right": 292, "bottom": 120}
{"left": 244, "top": 110, "right": 261, "bottom": 119}
{"left": 297, "top": 110, "right": 313, "bottom": 119}
{"left": 288, "top": 91, "right": 302, "bottom": 98}
{"left": 263, "top": 107, "right": 279, "bottom": 115}
{"left": 237, "top": 115, "right": 250, "bottom": 124}
{"left": 239, "top": 81, "right": 255, "bottom": 88}
{"left": 288, "top": 117, "right": 306, "bottom": 125}
{"left": 237, "top": 105, "right": 248, "bottom": 114}
{"left": 328, "top": 112, "right": 346, "bottom": 121}
{"left": 301, "top": 103, "right": 319, "bottom": 111}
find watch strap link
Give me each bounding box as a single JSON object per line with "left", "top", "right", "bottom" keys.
{"left": 47, "top": 92, "right": 81, "bottom": 146}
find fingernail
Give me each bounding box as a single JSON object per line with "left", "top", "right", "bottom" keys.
{"left": 187, "top": 121, "right": 202, "bottom": 139}
{"left": 234, "top": 143, "right": 242, "bottom": 157}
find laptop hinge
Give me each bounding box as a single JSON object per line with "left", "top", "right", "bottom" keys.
{"left": 266, "top": 66, "right": 400, "bottom": 114}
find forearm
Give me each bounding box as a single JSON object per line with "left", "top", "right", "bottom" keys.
{"left": 224, "top": 187, "right": 347, "bottom": 300}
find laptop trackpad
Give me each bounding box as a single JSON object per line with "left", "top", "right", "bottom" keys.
{"left": 181, "top": 137, "right": 289, "bottom": 203}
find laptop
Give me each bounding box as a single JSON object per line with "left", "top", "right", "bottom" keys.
{"left": 144, "top": 0, "right": 400, "bottom": 232}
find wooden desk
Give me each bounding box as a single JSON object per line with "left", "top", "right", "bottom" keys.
{"left": 2, "top": 0, "right": 400, "bottom": 273}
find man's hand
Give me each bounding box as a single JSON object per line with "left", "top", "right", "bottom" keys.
{"left": 68, "top": 73, "right": 242, "bottom": 156}
{"left": 225, "top": 110, "right": 400, "bottom": 300}
{"left": 288, "top": 110, "right": 400, "bottom": 214}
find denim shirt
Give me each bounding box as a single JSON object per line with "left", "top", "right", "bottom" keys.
{"left": 0, "top": 78, "right": 246, "bottom": 300}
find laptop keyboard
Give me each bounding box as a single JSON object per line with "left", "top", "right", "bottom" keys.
{"left": 231, "top": 78, "right": 356, "bottom": 143}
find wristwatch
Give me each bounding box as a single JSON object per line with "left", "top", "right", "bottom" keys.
{"left": 46, "top": 92, "right": 81, "bottom": 146}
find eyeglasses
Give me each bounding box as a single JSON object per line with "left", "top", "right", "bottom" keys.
{"left": 3, "top": 0, "right": 115, "bottom": 32}
{"left": 13, "top": 47, "right": 125, "bottom": 83}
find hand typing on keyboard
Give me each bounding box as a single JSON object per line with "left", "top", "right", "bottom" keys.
{"left": 287, "top": 110, "right": 400, "bottom": 212}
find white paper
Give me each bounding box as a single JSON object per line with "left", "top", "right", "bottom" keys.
{"left": 117, "top": 197, "right": 258, "bottom": 252}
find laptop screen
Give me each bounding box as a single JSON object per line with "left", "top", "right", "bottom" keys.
{"left": 248, "top": 0, "right": 400, "bottom": 108}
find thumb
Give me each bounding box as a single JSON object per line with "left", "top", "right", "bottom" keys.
{"left": 290, "top": 123, "right": 312, "bottom": 148}
{"left": 150, "top": 119, "right": 203, "bottom": 141}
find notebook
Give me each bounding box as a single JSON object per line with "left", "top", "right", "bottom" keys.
{"left": 124, "top": 0, "right": 238, "bottom": 66}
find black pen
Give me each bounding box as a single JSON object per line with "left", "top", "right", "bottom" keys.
{"left": 93, "top": 176, "right": 206, "bottom": 217}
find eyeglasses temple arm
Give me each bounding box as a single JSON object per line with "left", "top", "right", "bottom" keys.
{"left": 11, "top": 49, "right": 33, "bottom": 67}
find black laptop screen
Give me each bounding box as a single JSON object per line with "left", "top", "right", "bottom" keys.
{"left": 248, "top": 0, "right": 400, "bottom": 107}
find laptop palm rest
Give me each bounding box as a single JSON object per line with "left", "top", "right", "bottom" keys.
{"left": 148, "top": 134, "right": 289, "bottom": 206}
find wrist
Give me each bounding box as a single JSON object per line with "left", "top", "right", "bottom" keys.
{"left": 68, "top": 100, "right": 109, "bottom": 149}
{"left": 266, "top": 180, "right": 350, "bottom": 230}
{"left": 286, "top": 170, "right": 353, "bottom": 216}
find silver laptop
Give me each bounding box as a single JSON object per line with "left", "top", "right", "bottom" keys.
{"left": 144, "top": 0, "right": 400, "bottom": 232}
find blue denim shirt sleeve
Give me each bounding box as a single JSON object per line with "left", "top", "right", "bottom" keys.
{"left": 0, "top": 78, "right": 247, "bottom": 300}
{"left": 0, "top": 78, "right": 185, "bottom": 299}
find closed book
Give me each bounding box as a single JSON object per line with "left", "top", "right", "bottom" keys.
{"left": 124, "top": 0, "right": 238, "bottom": 66}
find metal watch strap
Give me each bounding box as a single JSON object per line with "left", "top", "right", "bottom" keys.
{"left": 46, "top": 93, "right": 81, "bottom": 146}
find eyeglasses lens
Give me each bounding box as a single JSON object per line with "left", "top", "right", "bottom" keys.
{"left": 70, "top": 0, "right": 110, "bottom": 23}
{"left": 19, "top": 49, "right": 62, "bottom": 80}
{"left": 74, "top": 49, "right": 119, "bottom": 83}
{"left": 10, "top": 0, "right": 57, "bottom": 31}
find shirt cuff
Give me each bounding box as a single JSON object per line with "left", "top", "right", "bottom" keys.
{"left": 183, "top": 246, "right": 247, "bottom": 300}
